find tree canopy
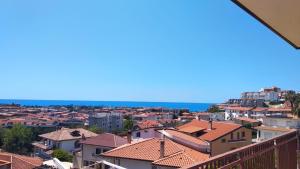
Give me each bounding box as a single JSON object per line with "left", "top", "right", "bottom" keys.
{"left": 3, "top": 124, "right": 33, "bottom": 154}
{"left": 285, "top": 93, "right": 300, "bottom": 117}
{"left": 87, "top": 125, "right": 103, "bottom": 134}
{"left": 124, "top": 119, "right": 134, "bottom": 131}
{"left": 52, "top": 149, "right": 73, "bottom": 162}
{"left": 207, "top": 105, "right": 221, "bottom": 113}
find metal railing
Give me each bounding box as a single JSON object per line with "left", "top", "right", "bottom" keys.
{"left": 181, "top": 130, "right": 298, "bottom": 169}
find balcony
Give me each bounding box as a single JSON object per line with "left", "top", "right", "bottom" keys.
{"left": 182, "top": 130, "right": 298, "bottom": 169}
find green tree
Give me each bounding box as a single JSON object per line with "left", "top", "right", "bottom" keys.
{"left": 285, "top": 93, "right": 300, "bottom": 117}
{"left": 53, "top": 149, "right": 73, "bottom": 162}
{"left": 87, "top": 125, "right": 103, "bottom": 134}
{"left": 0, "top": 127, "right": 7, "bottom": 147}
{"left": 3, "top": 124, "right": 33, "bottom": 154}
{"left": 124, "top": 119, "right": 134, "bottom": 131}
{"left": 207, "top": 105, "right": 220, "bottom": 113}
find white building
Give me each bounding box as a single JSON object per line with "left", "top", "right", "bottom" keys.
{"left": 33, "top": 128, "right": 97, "bottom": 157}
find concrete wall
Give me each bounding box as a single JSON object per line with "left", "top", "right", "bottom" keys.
{"left": 257, "top": 129, "right": 286, "bottom": 141}
{"left": 262, "top": 117, "right": 300, "bottom": 129}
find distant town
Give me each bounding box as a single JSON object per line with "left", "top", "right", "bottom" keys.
{"left": 0, "top": 86, "right": 299, "bottom": 169}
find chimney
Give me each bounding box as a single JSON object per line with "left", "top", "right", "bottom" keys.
{"left": 160, "top": 138, "right": 165, "bottom": 158}
{"left": 127, "top": 130, "right": 132, "bottom": 144}
{"left": 208, "top": 119, "right": 213, "bottom": 130}
{"left": 82, "top": 134, "right": 86, "bottom": 141}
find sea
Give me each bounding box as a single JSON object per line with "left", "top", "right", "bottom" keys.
{"left": 0, "top": 99, "right": 213, "bottom": 112}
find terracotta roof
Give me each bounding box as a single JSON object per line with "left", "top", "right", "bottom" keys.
{"left": 267, "top": 108, "right": 292, "bottom": 112}
{"left": 39, "top": 128, "right": 97, "bottom": 141}
{"left": 235, "top": 117, "right": 260, "bottom": 123}
{"left": 177, "top": 120, "right": 242, "bottom": 142}
{"left": 80, "top": 133, "right": 127, "bottom": 148}
{"left": 178, "top": 126, "right": 205, "bottom": 134}
{"left": 225, "top": 107, "right": 254, "bottom": 111}
{"left": 153, "top": 148, "right": 209, "bottom": 168}
{"left": 252, "top": 107, "right": 268, "bottom": 112}
{"left": 159, "top": 129, "right": 208, "bottom": 146}
{"left": 0, "top": 152, "right": 43, "bottom": 169}
{"left": 102, "top": 138, "right": 209, "bottom": 168}
{"left": 136, "top": 120, "right": 162, "bottom": 130}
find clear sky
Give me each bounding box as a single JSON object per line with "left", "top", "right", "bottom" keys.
{"left": 0, "top": 1, "right": 299, "bottom": 103}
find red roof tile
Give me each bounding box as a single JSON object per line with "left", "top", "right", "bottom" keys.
{"left": 80, "top": 133, "right": 127, "bottom": 148}
{"left": 177, "top": 120, "right": 242, "bottom": 142}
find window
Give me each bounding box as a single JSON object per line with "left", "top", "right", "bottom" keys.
{"left": 136, "top": 132, "right": 141, "bottom": 138}
{"left": 221, "top": 138, "right": 226, "bottom": 143}
{"left": 242, "top": 131, "right": 245, "bottom": 137}
{"left": 230, "top": 133, "right": 233, "bottom": 140}
{"left": 237, "top": 132, "right": 240, "bottom": 140}
{"left": 96, "top": 148, "right": 101, "bottom": 155}
{"left": 152, "top": 166, "right": 158, "bottom": 169}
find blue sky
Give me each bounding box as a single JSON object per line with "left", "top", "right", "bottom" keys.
{"left": 0, "top": 0, "right": 299, "bottom": 103}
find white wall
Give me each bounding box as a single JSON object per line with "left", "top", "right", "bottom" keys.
{"left": 132, "top": 128, "right": 159, "bottom": 140}
{"left": 60, "top": 140, "right": 76, "bottom": 152}
{"left": 104, "top": 157, "right": 153, "bottom": 169}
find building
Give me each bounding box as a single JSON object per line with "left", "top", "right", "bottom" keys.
{"left": 227, "top": 99, "right": 265, "bottom": 107}
{"left": 88, "top": 112, "right": 123, "bottom": 132}
{"left": 234, "top": 117, "right": 261, "bottom": 127}
{"left": 132, "top": 120, "right": 163, "bottom": 140}
{"left": 254, "top": 126, "right": 292, "bottom": 142}
{"left": 78, "top": 133, "right": 128, "bottom": 168}
{"left": 101, "top": 137, "right": 209, "bottom": 169}
{"left": 0, "top": 152, "right": 43, "bottom": 169}
{"left": 33, "top": 128, "right": 97, "bottom": 158}
{"left": 241, "top": 86, "right": 281, "bottom": 102}
{"left": 177, "top": 119, "right": 252, "bottom": 156}
{"left": 224, "top": 107, "right": 254, "bottom": 120}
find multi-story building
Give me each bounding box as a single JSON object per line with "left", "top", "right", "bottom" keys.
{"left": 88, "top": 112, "right": 123, "bottom": 132}
{"left": 241, "top": 86, "right": 282, "bottom": 102}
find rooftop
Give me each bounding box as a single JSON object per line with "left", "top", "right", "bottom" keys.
{"left": 80, "top": 133, "right": 128, "bottom": 148}
{"left": 39, "top": 128, "right": 97, "bottom": 141}
{"left": 177, "top": 119, "right": 242, "bottom": 142}
{"left": 102, "top": 138, "right": 209, "bottom": 168}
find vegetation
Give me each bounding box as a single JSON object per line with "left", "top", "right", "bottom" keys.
{"left": 207, "top": 105, "right": 220, "bottom": 113}
{"left": 52, "top": 149, "right": 73, "bottom": 162}
{"left": 87, "top": 125, "right": 103, "bottom": 134}
{"left": 2, "top": 124, "right": 33, "bottom": 154}
{"left": 285, "top": 93, "right": 300, "bottom": 117}
{"left": 123, "top": 118, "right": 134, "bottom": 131}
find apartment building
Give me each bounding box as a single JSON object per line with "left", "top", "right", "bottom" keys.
{"left": 88, "top": 112, "right": 123, "bottom": 132}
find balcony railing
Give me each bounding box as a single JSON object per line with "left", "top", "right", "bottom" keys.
{"left": 181, "top": 130, "right": 298, "bottom": 169}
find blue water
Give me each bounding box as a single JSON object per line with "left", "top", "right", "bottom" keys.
{"left": 0, "top": 99, "right": 212, "bottom": 112}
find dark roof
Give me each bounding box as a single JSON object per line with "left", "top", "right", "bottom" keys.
{"left": 80, "top": 133, "right": 128, "bottom": 148}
